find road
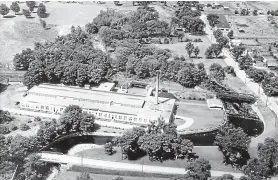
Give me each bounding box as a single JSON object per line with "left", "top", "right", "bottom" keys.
{"left": 40, "top": 152, "right": 243, "bottom": 178}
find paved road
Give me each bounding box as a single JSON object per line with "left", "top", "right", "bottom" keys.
{"left": 40, "top": 153, "right": 243, "bottom": 178}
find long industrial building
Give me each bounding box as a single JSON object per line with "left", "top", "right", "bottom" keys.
{"left": 19, "top": 79, "right": 176, "bottom": 125}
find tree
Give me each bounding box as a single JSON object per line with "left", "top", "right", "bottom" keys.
{"left": 177, "top": 66, "right": 203, "bottom": 88}
{"left": 76, "top": 172, "right": 93, "bottom": 180}
{"left": 104, "top": 142, "right": 113, "bottom": 155}
{"left": 241, "top": 9, "right": 247, "bottom": 16}
{"left": 138, "top": 121, "right": 195, "bottom": 162}
{"left": 26, "top": 1, "right": 36, "bottom": 12}
{"left": 0, "top": 110, "right": 14, "bottom": 124}
{"left": 37, "top": 3, "right": 46, "bottom": 18}
{"left": 267, "top": 10, "right": 271, "bottom": 15}
{"left": 205, "top": 46, "right": 214, "bottom": 59}
{"left": 242, "top": 158, "right": 271, "bottom": 180}
{"left": 227, "top": 30, "right": 234, "bottom": 39}
{"left": 216, "top": 174, "right": 235, "bottom": 180}
{"left": 13, "top": 48, "right": 35, "bottom": 70}
{"left": 10, "top": 2, "right": 20, "bottom": 15}
{"left": 18, "top": 154, "right": 52, "bottom": 180}
{"left": 186, "top": 158, "right": 211, "bottom": 180}
{"left": 85, "top": 22, "right": 98, "bottom": 34}
{"left": 215, "top": 123, "right": 251, "bottom": 167}
{"left": 213, "top": 29, "right": 223, "bottom": 40}
{"left": 39, "top": 19, "right": 46, "bottom": 29}
{"left": 114, "top": 1, "right": 119, "bottom": 6}
{"left": 207, "top": 14, "right": 219, "bottom": 27}
{"left": 209, "top": 63, "right": 225, "bottom": 81}
{"left": 193, "top": 46, "right": 200, "bottom": 58}
{"left": 113, "top": 127, "right": 145, "bottom": 160}
{"left": 22, "top": 9, "right": 31, "bottom": 18}
{"left": 257, "top": 137, "right": 278, "bottom": 174}
{"left": 177, "top": 31, "right": 185, "bottom": 42}
{"left": 185, "top": 42, "right": 194, "bottom": 58}
{"left": 0, "top": 4, "right": 10, "bottom": 17}
{"left": 238, "top": 56, "right": 253, "bottom": 70}
{"left": 216, "top": 36, "right": 229, "bottom": 48}
{"left": 253, "top": 10, "right": 258, "bottom": 16}
{"left": 232, "top": 46, "right": 246, "bottom": 61}
{"left": 235, "top": 10, "right": 239, "bottom": 14}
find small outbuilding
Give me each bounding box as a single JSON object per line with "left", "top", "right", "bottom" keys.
{"left": 207, "top": 98, "right": 223, "bottom": 109}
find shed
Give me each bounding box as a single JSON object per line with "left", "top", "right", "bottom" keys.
{"left": 207, "top": 98, "right": 223, "bottom": 109}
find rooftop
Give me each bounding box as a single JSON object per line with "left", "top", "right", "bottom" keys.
{"left": 21, "top": 84, "right": 176, "bottom": 120}
{"left": 217, "top": 15, "right": 230, "bottom": 29}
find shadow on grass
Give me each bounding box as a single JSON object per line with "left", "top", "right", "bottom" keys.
{"left": 3, "top": 15, "right": 16, "bottom": 18}
{"left": 26, "top": 16, "right": 35, "bottom": 19}
{"left": 40, "top": 13, "right": 50, "bottom": 18}
{"left": 45, "top": 27, "right": 51, "bottom": 30}
{"left": 93, "top": 123, "right": 101, "bottom": 132}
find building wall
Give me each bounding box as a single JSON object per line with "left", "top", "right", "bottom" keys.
{"left": 20, "top": 102, "right": 159, "bottom": 125}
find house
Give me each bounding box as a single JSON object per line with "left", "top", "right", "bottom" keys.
{"left": 215, "top": 15, "right": 231, "bottom": 32}
{"left": 231, "top": 39, "right": 242, "bottom": 46}
{"left": 264, "top": 56, "right": 278, "bottom": 68}
{"left": 224, "top": 6, "right": 230, "bottom": 11}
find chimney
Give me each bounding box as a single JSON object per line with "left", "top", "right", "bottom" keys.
{"left": 155, "top": 72, "right": 160, "bottom": 104}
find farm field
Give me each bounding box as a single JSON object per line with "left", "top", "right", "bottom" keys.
{"left": 75, "top": 146, "right": 239, "bottom": 173}
{"left": 231, "top": 16, "right": 278, "bottom": 37}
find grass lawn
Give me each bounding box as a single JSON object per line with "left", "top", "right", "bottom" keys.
{"left": 54, "top": 171, "right": 169, "bottom": 180}
{"left": 176, "top": 102, "right": 224, "bottom": 130}
{"left": 75, "top": 146, "right": 240, "bottom": 173}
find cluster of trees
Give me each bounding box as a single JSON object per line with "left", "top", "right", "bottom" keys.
{"left": 113, "top": 120, "right": 198, "bottom": 162}
{"left": 209, "top": 63, "right": 226, "bottom": 81}
{"left": 88, "top": 8, "right": 170, "bottom": 46}
{"left": 242, "top": 138, "right": 278, "bottom": 180}
{"left": 205, "top": 29, "right": 230, "bottom": 59}
{"left": 215, "top": 123, "right": 251, "bottom": 169}
{"left": 14, "top": 26, "right": 114, "bottom": 89}
{"left": 173, "top": 7, "right": 205, "bottom": 35}
{"left": 267, "top": 10, "right": 278, "bottom": 16}
{"left": 240, "top": 9, "right": 250, "bottom": 16}
{"left": 185, "top": 42, "right": 200, "bottom": 58}
{"left": 0, "top": 2, "right": 48, "bottom": 19}
{"left": 207, "top": 14, "right": 219, "bottom": 27}
{"left": 0, "top": 109, "right": 14, "bottom": 124}
{"left": 231, "top": 46, "right": 278, "bottom": 96}
{"left": 0, "top": 105, "right": 96, "bottom": 180}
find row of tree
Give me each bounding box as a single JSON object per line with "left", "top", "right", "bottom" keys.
{"left": 231, "top": 46, "right": 278, "bottom": 96}
{"left": 0, "top": 2, "right": 47, "bottom": 18}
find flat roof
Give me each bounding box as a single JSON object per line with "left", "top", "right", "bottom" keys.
{"left": 21, "top": 84, "right": 176, "bottom": 120}
{"left": 217, "top": 15, "right": 231, "bottom": 29}
{"left": 97, "top": 82, "right": 115, "bottom": 91}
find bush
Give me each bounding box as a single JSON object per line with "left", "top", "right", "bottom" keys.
{"left": 34, "top": 117, "right": 41, "bottom": 122}
{"left": 0, "top": 125, "right": 11, "bottom": 134}
{"left": 20, "top": 123, "right": 30, "bottom": 131}
{"left": 9, "top": 124, "right": 18, "bottom": 131}
{"left": 184, "top": 38, "right": 191, "bottom": 42}
{"left": 164, "top": 38, "right": 170, "bottom": 44}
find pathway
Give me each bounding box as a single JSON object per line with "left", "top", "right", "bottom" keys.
{"left": 40, "top": 152, "right": 244, "bottom": 178}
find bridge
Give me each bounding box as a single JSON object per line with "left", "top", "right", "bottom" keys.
{"left": 39, "top": 152, "right": 244, "bottom": 178}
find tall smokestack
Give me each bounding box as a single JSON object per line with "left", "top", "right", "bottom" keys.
{"left": 155, "top": 72, "right": 160, "bottom": 105}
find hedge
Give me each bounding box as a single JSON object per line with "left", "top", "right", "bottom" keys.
{"left": 69, "top": 165, "right": 176, "bottom": 178}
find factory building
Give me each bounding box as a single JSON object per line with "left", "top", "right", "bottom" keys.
{"left": 20, "top": 74, "right": 176, "bottom": 125}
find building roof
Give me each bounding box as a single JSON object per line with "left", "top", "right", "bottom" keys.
{"left": 241, "top": 39, "right": 260, "bottom": 46}
{"left": 207, "top": 98, "right": 223, "bottom": 108}
{"left": 217, "top": 15, "right": 231, "bottom": 29}
{"left": 97, "top": 82, "right": 115, "bottom": 91}
{"left": 21, "top": 83, "right": 176, "bottom": 121}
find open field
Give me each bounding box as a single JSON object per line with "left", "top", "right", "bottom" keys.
{"left": 176, "top": 101, "right": 224, "bottom": 130}
{"left": 0, "top": 1, "right": 107, "bottom": 66}
{"left": 231, "top": 15, "right": 278, "bottom": 37}
{"left": 54, "top": 171, "right": 168, "bottom": 180}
